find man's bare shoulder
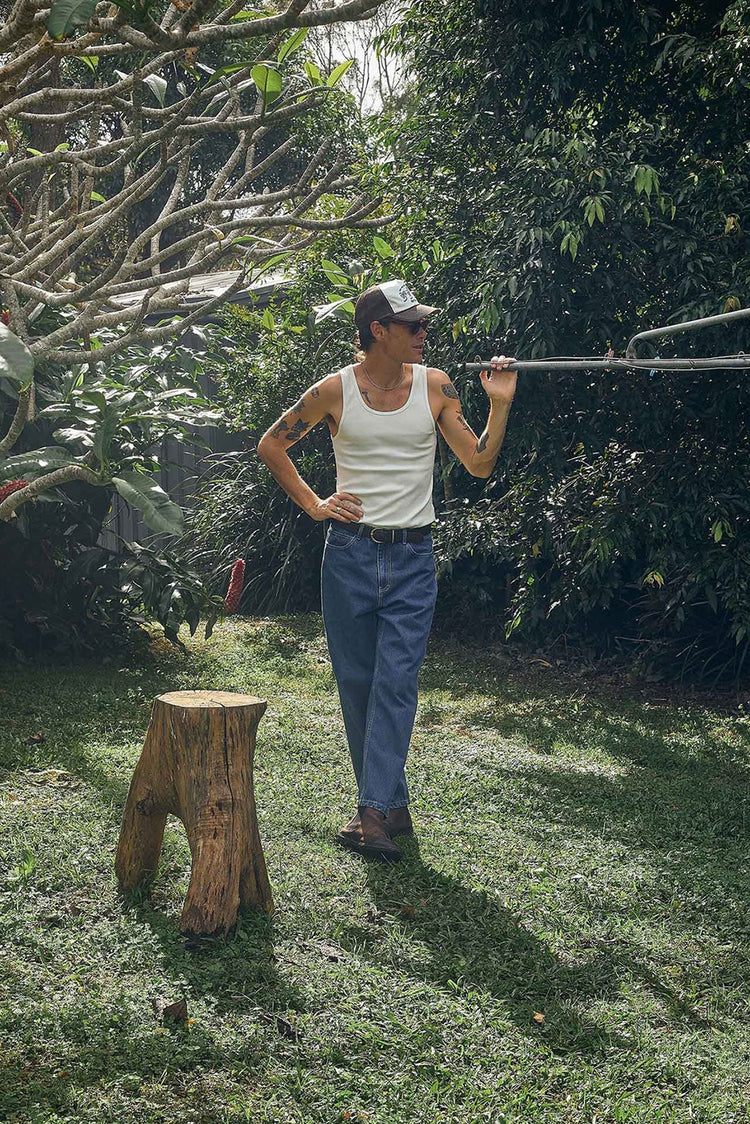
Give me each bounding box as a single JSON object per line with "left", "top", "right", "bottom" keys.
{"left": 426, "top": 366, "right": 459, "bottom": 399}
{"left": 306, "top": 370, "right": 343, "bottom": 404}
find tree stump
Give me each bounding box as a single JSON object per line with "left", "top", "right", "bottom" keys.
{"left": 115, "top": 690, "right": 273, "bottom": 936}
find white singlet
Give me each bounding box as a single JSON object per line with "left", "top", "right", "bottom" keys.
{"left": 331, "top": 363, "right": 437, "bottom": 529}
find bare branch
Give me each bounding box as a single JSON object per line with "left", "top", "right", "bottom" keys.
{"left": 0, "top": 0, "right": 394, "bottom": 368}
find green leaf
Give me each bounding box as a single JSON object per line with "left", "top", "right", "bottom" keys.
{"left": 304, "top": 61, "right": 322, "bottom": 86}
{"left": 0, "top": 446, "right": 76, "bottom": 481}
{"left": 53, "top": 426, "right": 94, "bottom": 447}
{"left": 93, "top": 405, "right": 120, "bottom": 467}
{"left": 0, "top": 324, "right": 34, "bottom": 387}
{"left": 90, "top": 191, "right": 106, "bottom": 203}
{"left": 47, "top": 0, "right": 96, "bottom": 39}
{"left": 262, "top": 307, "right": 276, "bottom": 331}
{"left": 327, "top": 59, "right": 354, "bottom": 87}
{"left": 278, "top": 27, "right": 308, "bottom": 65}
{"left": 321, "top": 258, "right": 351, "bottom": 287}
{"left": 113, "top": 473, "right": 184, "bottom": 536}
{"left": 372, "top": 235, "right": 395, "bottom": 259}
{"left": 76, "top": 55, "right": 98, "bottom": 72}
{"left": 251, "top": 65, "right": 283, "bottom": 105}
{"left": 205, "top": 62, "right": 251, "bottom": 85}
{"left": 313, "top": 297, "right": 356, "bottom": 324}
{"left": 143, "top": 74, "right": 168, "bottom": 107}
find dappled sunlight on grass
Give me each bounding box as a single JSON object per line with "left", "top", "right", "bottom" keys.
{"left": 2, "top": 616, "right": 750, "bottom": 1122}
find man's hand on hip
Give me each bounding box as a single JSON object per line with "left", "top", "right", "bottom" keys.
{"left": 313, "top": 492, "right": 363, "bottom": 523}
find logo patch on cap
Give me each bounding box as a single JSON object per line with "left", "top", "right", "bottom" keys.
{"left": 379, "top": 279, "right": 418, "bottom": 314}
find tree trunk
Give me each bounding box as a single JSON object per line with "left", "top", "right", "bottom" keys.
{"left": 115, "top": 690, "right": 273, "bottom": 936}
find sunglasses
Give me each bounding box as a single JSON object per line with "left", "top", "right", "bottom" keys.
{"left": 383, "top": 316, "right": 431, "bottom": 335}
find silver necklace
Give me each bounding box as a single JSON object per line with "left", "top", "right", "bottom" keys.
{"left": 361, "top": 360, "right": 405, "bottom": 392}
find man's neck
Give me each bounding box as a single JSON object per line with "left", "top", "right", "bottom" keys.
{"left": 361, "top": 352, "right": 405, "bottom": 389}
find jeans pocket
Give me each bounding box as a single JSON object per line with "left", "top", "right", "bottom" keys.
{"left": 326, "top": 526, "right": 357, "bottom": 549}
{"left": 405, "top": 536, "right": 433, "bottom": 557}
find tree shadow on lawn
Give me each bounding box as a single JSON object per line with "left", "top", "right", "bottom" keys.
{"left": 333, "top": 838, "right": 707, "bottom": 1059}
{"left": 481, "top": 757, "right": 750, "bottom": 918}
{"left": 418, "top": 649, "right": 750, "bottom": 782}
{"left": 0, "top": 901, "right": 304, "bottom": 1122}
{"left": 0, "top": 657, "right": 307, "bottom": 1119}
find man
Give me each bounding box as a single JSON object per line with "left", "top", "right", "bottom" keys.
{"left": 257, "top": 280, "right": 516, "bottom": 862}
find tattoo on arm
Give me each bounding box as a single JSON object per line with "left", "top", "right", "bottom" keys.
{"left": 291, "top": 397, "right": 306, "bottom": 413}
{"left": 476, "top": 432, "right": 489, "bottom": 454}
{"left": 271, "top": 419, "right": 289, "bottom": 439}
{"left": 284, "top": 418, "right": 311, "bottom": 441}
{"left": 456, "top": 412, "right": 473, "bottom": 433}
{"left": 311, "top": 387, "right": 320, "bottom": 398}
{"left": 441, "top": 383, "right": 460, "bottom": 399}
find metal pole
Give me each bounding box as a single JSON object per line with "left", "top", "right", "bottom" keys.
{"left": 626, "top": 305, "right": 750, "bottom": 357}
{"left": 465, "top": 357, "right": 750, "bottom": 372}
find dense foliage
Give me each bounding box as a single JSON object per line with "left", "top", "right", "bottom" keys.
{"left": 367, "top": 0, "right": 750, "bottom": 679}
{"left": 0, "top": 338, "right": 225, "bottom": 655}
{"left": 0, "top": 2, "right": 385, "bottom": 656}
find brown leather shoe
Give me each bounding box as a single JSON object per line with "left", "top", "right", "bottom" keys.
{"left": 339, "top": 806, "right": 415, "bottom": 841}
{"left": 335, "top": 806, "right": 402, "bottom": 862}
{"left": 385, "top": 806, "right": 414, "bottom": 838}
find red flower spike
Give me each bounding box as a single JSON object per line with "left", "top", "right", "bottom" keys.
{"left": 223, "top": 558, "right": 245, "bottom": 614}
{"left": 0, "top": 479, "right": 29, "bottom": 504}
{"left": 6, "top": 191, "right": 23, "bottom": 217}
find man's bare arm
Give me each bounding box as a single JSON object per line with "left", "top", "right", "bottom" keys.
{"left": 434, "top": 368, "right": 514, "bottom": 479}
{"left": 257, "top": 378, "right": 363, "bottom": 523}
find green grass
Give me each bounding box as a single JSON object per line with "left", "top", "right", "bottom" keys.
{"left": 2, "top": 616, "right": 750, "bottom": 1123}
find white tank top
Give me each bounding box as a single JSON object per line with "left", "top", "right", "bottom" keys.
{"left": 331, "top": 364, "right": 437, "bottom": 528}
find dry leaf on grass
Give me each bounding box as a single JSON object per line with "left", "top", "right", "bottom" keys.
{"left": 260, "top": 1012, "right": 300, "bottom": 1041}
{"left": 152, "top": 996, "right": 189, "bottom": 1023}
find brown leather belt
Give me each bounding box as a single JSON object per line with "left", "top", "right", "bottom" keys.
{"left": 331, "top": 520, "right": 433, "bottom": 544}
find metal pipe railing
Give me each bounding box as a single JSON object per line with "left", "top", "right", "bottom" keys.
{"left": 463, "top": 304, "right": 750, "bottom": 372}
{"left": 465, "top": 356, "right": 750, "bottom": 372}
{"left": 626, "top": 305, "right": 750, "bottom": 358}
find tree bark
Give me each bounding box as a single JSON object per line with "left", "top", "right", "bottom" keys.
{"left": 115, "top": 690, "right": 273, "bottom": 936}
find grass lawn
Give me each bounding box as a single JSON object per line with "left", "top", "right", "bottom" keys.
{"left": 2, "top": 616, "right": 750, "bottom": 1123}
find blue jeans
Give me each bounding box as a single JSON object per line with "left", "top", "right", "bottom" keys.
{"left": 321, "top": 523, "right": 438, "bottom": 814}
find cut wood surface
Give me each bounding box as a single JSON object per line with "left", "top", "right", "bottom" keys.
{"left": 115, "top": 690, "right": 272, "bottom": 936}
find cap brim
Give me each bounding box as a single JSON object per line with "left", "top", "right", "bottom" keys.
{"left": 395, "top": 303, "right": 441, "bottom": 321}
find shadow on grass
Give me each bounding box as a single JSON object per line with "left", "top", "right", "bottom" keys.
{"left": 337, "top": 840, "right": 710, "bottom": 1057}
{"left": 0, "top": 898, "right": 302, "bottom": 1121}
{"left": 0, "top": 645, "right": 305, "bottom": 1120}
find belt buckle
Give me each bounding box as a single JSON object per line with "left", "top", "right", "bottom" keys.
{"left": 370, "top": 527, "right": 393, "bottom": 543}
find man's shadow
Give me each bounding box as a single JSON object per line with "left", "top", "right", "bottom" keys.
{"left": 335, "top": 839, "right": 708, "bottom": 1056}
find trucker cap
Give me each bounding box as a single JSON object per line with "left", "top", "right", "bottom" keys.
{"left": 354, "top": 280, "right": 440, "bottom": 332}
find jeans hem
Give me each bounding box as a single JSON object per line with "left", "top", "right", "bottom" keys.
{"left": 388, "top": 801, "right": 409, "bottom": 810}
{"left": 359, "top": 800, "right": 388, "bottom": 814}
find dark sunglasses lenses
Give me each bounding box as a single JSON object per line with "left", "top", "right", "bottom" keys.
{"left": 389, "top": 317, "right": 430, "bottom": 334}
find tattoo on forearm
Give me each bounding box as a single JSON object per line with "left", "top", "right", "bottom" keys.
{"left": 291, "top": 397, "right": 305, "bottom": 413}
{"left": 476, "top": 432, "right": 489, "bottom": 454}
{"left": 311, "top": 387, "right": 320, "bottom": 398}
{"left": 271, "top": 419, "right": 289, "bottom": 439}
{"left": 284, "top": 418, "right": 311, "bottom": 441}
{"left": 441, "top": 383, "right": 460, "bottom": 399}
{"left": 456, "top": 412, "right": 473, "bottom": 433}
